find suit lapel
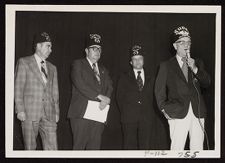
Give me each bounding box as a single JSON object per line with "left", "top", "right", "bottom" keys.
{"left": 46, "top": 61, "right": 53, "bottom": 85}
{"left": 83, "top": 58, "right": 101, "bottom": 85}
{"left": 142, "top": 68, "right": 151, "bottom": 90}
{"left": 170, "top": 57, "right": 188, "bottom": 83}
{"left": 128, "top": 69, "right": 139, "bottom": 90}
{"left": 187, "top": 68, "right": 193, "bottom": 85}
{"left": 83, "top": 58, "right": 95, "bottom": 75}
{"left": 98, "top": 65, "right": 103, "bottom": 82}
{"left": 28, "top": 56, "right": 45, "bottom": 86}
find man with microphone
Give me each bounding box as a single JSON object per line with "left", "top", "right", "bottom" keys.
{"left": 155, "top": 26, "right": 211, "bottom": 150}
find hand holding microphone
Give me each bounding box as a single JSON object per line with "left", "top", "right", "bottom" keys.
{"left": 185, "top": 49, "right": 198, "bottom": 74}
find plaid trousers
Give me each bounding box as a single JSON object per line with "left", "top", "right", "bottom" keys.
{"left": 21, "top": 112, "right": 58, "bottom": 150}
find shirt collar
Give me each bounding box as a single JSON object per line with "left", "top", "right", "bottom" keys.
{"left": 86, "top": 57, "right": 98, "bottom": 68}
{"left": 176, "top": 54, "right": 183, "bottom": 68}
{"left": 34, "top": 53, "right": 46, "bottom": 63}
{"left": 133, "top": 68, "right": 144, "bottom": 75}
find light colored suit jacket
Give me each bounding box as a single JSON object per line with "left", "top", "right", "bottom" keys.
{"left": 14, "top": 55, "right": 59, "bottom": 122}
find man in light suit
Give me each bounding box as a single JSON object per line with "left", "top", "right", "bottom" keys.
{"left": 116, "top": 45, "right": 155, "bottom": 149}
{"left": 14, "top": 32, "right": 59, "bottom": 150}
{"left": 155, "top": 26, "right": 210, "bottom": 150}
{"left": 68, "top": 33, "right": 113, "bottom": 150}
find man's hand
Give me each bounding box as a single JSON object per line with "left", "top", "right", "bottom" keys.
{"left": 97, "top": 94, "right": 111, "bottom": 104}
{"left": 99, "top": 101, "right": 108, "bottom": 110}
{"left": 97, "top": 94, "right": 110, "bottom": 110}
{"left": 187, "top": 58, "right": 198, "bottom": 73}
{"left": 17, "top": 112, "right": 26, "bottom": 121}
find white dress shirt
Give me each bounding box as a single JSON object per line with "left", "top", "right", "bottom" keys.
{"left": 34, "top": 53, "right": 48, "bottom": 83}
{"left": 176, "top": 54, "right": 198, "bottom": 74}
{"left": 133, "top": 68, "right": 145, "bottom": 85}
{"left": 86, "top": 57, "right": 100, "bottom": 75}
{"left": 176, "top": 54, "right": 184, "bottom": 68}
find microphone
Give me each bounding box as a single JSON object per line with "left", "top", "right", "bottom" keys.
{"left": 185, "top": 49, "right": 198, "bottom": 82}
{"left": 185, "top": 49, "right": 193, "bottom": 69}
{"left": 185, "top": 49, "right": 190, "bottom": 61}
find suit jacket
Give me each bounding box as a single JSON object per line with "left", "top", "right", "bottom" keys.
{"left": 14, "top": 55, "right": 59, "bottom": 122}
{"left": 116, "top": 68, "right": 155, "bottom": 123}
{"left": 155, "top": 56, "right": 210, "bottom": 119}
{"left": 67, "top": 58, "right": 113, "bottom": 119}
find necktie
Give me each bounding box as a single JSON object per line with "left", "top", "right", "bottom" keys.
{"left": 92, "top": 63, "right": 101, "bottom": 84}
{"left": 181, "top": 57, "right": 188, "bottom": 81}
{"left": 41, "top": 61, "right": 48, "bottom": 79}
{"left": 137, "top": 71, "right": 143, "bottom": 91}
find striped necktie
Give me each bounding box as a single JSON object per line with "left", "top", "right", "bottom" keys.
{"left": 137, "top": 71, "right": 143, "bottom": 91}
{"left": 181, "top": 57, "right": 188, "bottom": 81}
{"left": 41, "top": 60, "right": 48, "bottom": 79}
{"left": 92, "top": 63, "right": 101, "bottom": 84}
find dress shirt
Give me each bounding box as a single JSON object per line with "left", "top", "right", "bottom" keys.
{"left": 133, "top": 68, "right": 145, "bottom": 85}
{"left": 176, "top": 54, "right": 198, "bottom": 74}
{"left": 86, "top": 57, "right": 100, "bottom": 75}
{"left": 34, "top": 53, "right": 48, "bottom": 83}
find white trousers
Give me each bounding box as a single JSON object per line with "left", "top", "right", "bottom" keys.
{"left": 168, "top": 103, "right": 205, "bottom": 150}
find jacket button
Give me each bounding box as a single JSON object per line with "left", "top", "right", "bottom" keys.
{"left": 138, "top": 101, "right": 141, "bottom": 104}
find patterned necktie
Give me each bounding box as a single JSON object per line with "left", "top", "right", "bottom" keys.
{"left": 181, "top": 57, "right": 188, "bottom": 81}
{"left": 92, "top": 63, "right": 101, "bottom": 84}
{"left": 137, "top": 71, "right": 143, "bottom": 91}
{"left": 41, "top": 60, "right": 48, "bottom": 79}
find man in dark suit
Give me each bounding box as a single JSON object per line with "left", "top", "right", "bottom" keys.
{"left": 68, "top": 33, "right": 113, "bottom": 150}
{"left": 155, "top": 26, "right": 210, "bottom": 150}
{"left": 14, "top": 32, "right": 59, "bottom": 150}
{"left": 116, "top": 45, "right": 155, "bottom": 149}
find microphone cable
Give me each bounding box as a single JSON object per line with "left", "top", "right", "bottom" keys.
{"left": 185, "top": 50, "right": 210, "bottom": 150}
{"left": 191, "top": 70, "right": 210, "bottom": 150}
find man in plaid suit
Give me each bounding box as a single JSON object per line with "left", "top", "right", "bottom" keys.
{"left": 14, "top": 32, "right": 59, "bottom": 150}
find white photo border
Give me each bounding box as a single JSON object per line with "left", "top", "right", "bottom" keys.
{"left": 5, "top": 5, "right": 221, "bottom": 158}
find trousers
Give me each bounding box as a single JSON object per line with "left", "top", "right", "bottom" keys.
{"left": 122, "top": 119, "right": 151, "bottom": 149}
{"left": 168, "top": 103, "right": 205, "bottom": 150}
{"left": 70, "top": 118, "right": 104, "bottom": 150}
{"left": 21, "top": 114, "right": 57, "bottom": 150}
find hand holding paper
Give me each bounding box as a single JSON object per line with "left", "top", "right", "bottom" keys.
{"left": 97, "top": 94, "right": 110, "bottom": 104}
{"left": 83, "top": 100, "right": 110, "bottom": 123}
{"left": 99, "top": 101, "right": 108, "bottom": 110}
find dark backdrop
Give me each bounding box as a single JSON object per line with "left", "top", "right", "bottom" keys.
{"left": 13, "top": 11, "right": 215, "bottom": 150}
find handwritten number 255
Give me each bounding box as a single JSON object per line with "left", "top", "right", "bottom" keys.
{"left": 178, "top": 151, "right": 199, "bottom": 158}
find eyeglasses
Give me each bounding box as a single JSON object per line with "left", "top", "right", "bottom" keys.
{"left": 89, "top": 46, "right": 102, "bottom": 52}
{"left": 175, "top": 41, "right": 191, "bottom": 46}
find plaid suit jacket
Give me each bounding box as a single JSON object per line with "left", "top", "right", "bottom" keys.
{"left": 14, "top": 55, "right": 59, "bottom": 122}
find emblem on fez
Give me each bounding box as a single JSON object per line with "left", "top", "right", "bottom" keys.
{"left": 132, "top": 45, "right": 141, "bottom": 55}
{"left": 132, "top": 45, "right": 141, "bottom": 50}
{"left": 90, "top": 34, "right": 101, "bottom": 43}
{"left": 41, "top": 32, "right": 51, "bottom": 41}
{"left": 133, "top": 49, "right": 139, "bottom": 55}
{"left": 174, "top": 26, "right": 190, "bottom": 37}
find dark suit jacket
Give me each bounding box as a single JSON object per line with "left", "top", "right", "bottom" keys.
{"left": 155, "top": 56, "right": 210, "bottom": 119}
{"left": 116, "top": 68, "right": 155, "bottom": 123}
{"left": 67, "top": 58, "right": 113, "bottom": 119}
